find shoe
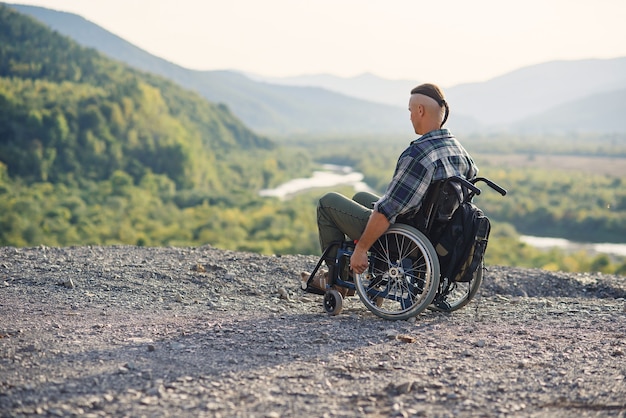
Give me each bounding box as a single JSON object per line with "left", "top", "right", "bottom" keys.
{"left": 300, "top": 270, "right": 350, "bottom": 297}
{"left": 366, "top": 274, "right": 384, "bottom": 307}
{"left": 367, "top": 291, "right": 384, "bottom": 307}
{"left": 335, "top": 285, "right": 350, "bottom": 298}
{"left": 343, "top": 270, "right": 356, "bottom": 296}
{"left": 300, "top": 270, "right": 328, "bottom": 292}
{"left": 433, "top": 297, "right": 451, "bottom": 311}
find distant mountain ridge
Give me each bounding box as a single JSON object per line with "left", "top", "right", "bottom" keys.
{"left": 7, "top": 3, "right": 408, "bottom": 136}
{"left": 248, "top": 72, "right": 418, "bottom": 107}
{"left": 255, "top": 59, "right": 626, "bottom": 133}
{"left": 8, "top": 3, "right": 626, "bottom": 135}
{"left": 445, "top": 58, "right": 626, "bottom": 126}
{"left": 512, "top": 88, "right": 626, "bottom": 134}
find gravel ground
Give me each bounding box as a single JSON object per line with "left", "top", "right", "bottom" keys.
{"left": 1, "top": 245, "right": 625, "bottom": 418}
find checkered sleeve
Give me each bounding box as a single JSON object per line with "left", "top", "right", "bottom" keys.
{"left": 374, "top": 153, "right": 434, "bottom": 223}
{"left": 373, "top": 129, "right": 478, "bottom": 224}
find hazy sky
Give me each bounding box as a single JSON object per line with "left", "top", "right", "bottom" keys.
{"left": 10, "top": 0, "right": 626, "bottom": 86}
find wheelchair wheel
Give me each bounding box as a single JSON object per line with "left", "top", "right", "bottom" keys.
{"left": 429, "top": 262, "right": 483, "bottom": 312}
{"left": 355, "top": 224, "right": 440, "bottom": 321}
{"left": 323, "top": 289, "right": 344, "bottom": 315}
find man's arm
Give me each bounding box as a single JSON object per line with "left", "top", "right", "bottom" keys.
{"left": 349, "top": 210, "right": 390, "bottom": 274}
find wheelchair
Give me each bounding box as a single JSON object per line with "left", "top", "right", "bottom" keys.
{"left": 302, "top": 176, "right": 507, "bottom": 321}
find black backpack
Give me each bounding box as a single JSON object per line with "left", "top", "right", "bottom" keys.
{"left": 433, "top": 201, "right": 491, "bottom": 282}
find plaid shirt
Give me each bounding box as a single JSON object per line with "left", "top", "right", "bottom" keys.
{"left": 374, "top": 129, "right": 478, "bottom": 223}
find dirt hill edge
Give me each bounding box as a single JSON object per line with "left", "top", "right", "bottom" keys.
{"left": 1, "top": 245, "right": 625, "bottom": 417}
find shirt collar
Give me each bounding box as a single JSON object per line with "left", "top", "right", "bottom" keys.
{"left": 411, "top": 128, "right": 452, "bottom": 144}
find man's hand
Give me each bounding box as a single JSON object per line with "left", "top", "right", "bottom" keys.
{"left": 349, "top": 210, "right": 390, "bottom": 275}
{"left": 349, "top": 247, "right": 369, "bottom": 275}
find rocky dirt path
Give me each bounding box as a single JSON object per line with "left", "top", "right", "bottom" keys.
{"left": 1, "top": 245, "right": 625, "bottom": 417}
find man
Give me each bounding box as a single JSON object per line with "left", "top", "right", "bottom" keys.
{"left": 303, "top": 83, "right": 477, "bottom": 290}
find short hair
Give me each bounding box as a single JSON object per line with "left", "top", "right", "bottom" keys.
{"left": 410, "top": 83, "right": 449, "bottom": 127}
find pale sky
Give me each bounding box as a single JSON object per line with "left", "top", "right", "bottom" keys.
{"left": 10, "top": 0, "right": 626, "bottom": 86}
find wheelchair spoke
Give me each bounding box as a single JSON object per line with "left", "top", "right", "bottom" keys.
{"left": 355, "top": 224, "right": 440, "bottom": 320}
{"left": 375, "top": 235, "right": 393, "bottom": 265}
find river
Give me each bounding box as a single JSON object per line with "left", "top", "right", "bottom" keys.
{"left": 258, "top": 164, "right": 377, "bottom": 199}
{"left": 520, "top": 235, "right": 626, "bottom": 258}
{"left": 260, "top": 165, "right": 626, "bottom": 258}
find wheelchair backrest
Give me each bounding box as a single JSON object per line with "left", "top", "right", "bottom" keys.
{"left": 398, "top": 176, "right": 474, "bottom": 240}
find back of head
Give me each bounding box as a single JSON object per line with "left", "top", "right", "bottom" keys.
{"left": 410, "top": 83, "right": 449, "bottom": 127}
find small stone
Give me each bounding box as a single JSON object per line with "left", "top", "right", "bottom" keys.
{"left": 171, "top": 342, "right": 185, "bottom": 350}
{"left": 140, "top": 396, "right": 157, "bottom": 405}
{"left": 384, "top": 329, "right": 399, "bottom": 339}
{"left": 277, "top": 287, "right": 289, "bottom": 300}
{"left": 396, "top": 381, "right": 413, "bottom": 394}
{"left": 206, "top": 402, "right": 221, "bottom": 411}
{"left": 64, "top": 278, "right": 75, "bottom": 289}
{"left": 397, "top": 334, "right": 416, "bottom": 343}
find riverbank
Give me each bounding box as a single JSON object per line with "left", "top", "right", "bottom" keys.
{"left": 521, "top": 235, "right": 626, "bottom": 258}
{"left": 259, "top": 165, "right": 626, "bottom": 259}
{"left": 259, "top": 164, "right": 376, "bottom": 199}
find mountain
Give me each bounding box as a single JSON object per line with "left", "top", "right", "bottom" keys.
{"left": 8, "top": 3, "right": 408, "bottom": 136}
{"left": 255, "top": 59, "right": 626, "bottom": 134}
{"left": 249, "top": 72, "right": 418, "bottom": 107}
{"left": 0, "top": 4, "right": 279, "bottom": 190}
{"left": 9, "top": 3, "right": 626, "bottom": 135}
{"left": 512, "top": 88, "right": 626, "bottom": 134}
{"left": 446, "top": 58, "right": 626, "bottom": 127}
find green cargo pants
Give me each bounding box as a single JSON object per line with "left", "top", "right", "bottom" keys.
{"left": 316, "top": 191, "right": 380, "bottom": 261}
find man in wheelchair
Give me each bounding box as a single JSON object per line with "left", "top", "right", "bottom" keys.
{"left": 302, "top": 83, "right": 478, "bottom": 292}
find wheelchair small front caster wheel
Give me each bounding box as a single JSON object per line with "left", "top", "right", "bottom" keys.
{"left": 323, "top": 289, "right": 343, "bottom": 315}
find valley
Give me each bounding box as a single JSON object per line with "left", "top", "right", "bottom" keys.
{"left": 476, "top": 154, "right": 626, "bottom": 177}
{"left": 1, "top": 3, "right": 625, "bottom": 276}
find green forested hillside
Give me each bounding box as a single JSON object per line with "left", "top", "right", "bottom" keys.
{"left": 0, "top": 4, "right": 313, "bottom": 250}
{"left": 308, "top": 135, "right": 626, "bottom": 244}
{"left": 275, "top": 134, "right": 626, "bottom": 275}
{"left": 0, "top": 5, "right": 281, "bottom": 190}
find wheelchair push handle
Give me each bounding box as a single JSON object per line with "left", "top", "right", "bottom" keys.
{"left": 446, "top": 175, "right": 507, "bottom": 197}
{"left": 472, "top": 177, "right": 507, "bottom": 196}
{"left": 445, "top": 176, "right": 482, "bottom": 195}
